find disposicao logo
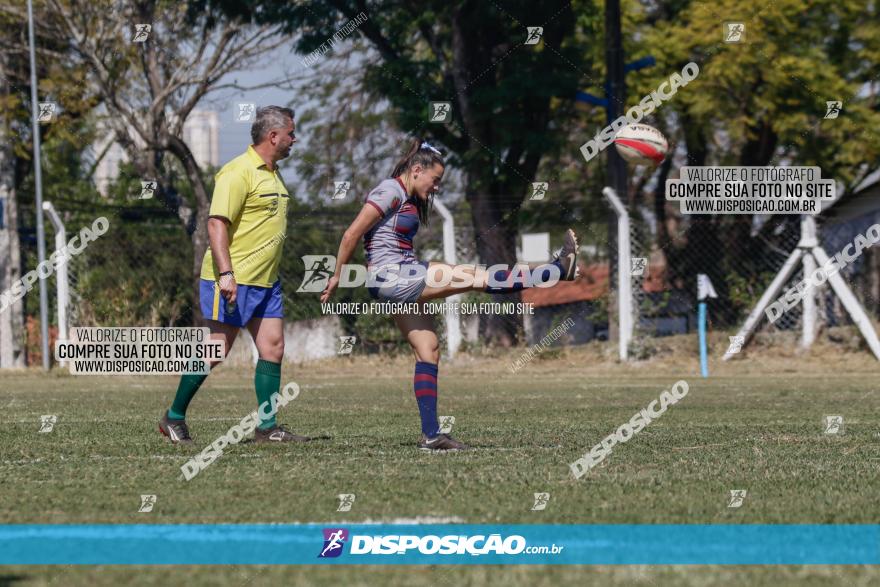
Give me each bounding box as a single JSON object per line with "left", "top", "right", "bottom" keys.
{"left": 317, "top": 529, "right": 562, "bottom": 559}
{"left": 318, "top": 528, "right": 349, "bottom": 558}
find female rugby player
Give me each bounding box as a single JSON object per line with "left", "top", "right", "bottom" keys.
{"left": 320, "top": 139, "right": 579, "bottom": 451}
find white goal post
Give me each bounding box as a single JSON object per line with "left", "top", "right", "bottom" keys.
{"left": 42, "top": 201, "right": 69, "bottom": 344}
{"left": 603, "top": 187, "right": 633, "bottom": 361}
{"left": 432, "top": 198, "right": 462, "bottom": 358}
{"left": 724, "top": 215, "right": 880, "bottom": 361}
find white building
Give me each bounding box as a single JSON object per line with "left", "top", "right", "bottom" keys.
{"left": 93, "top": 136, "right": 129, "bottom": 197}
{"left": 183, "top": 110, "right": 220, "bottom": 169}
{"left": 93, "top": 109, "right": 220, "bottom": 196}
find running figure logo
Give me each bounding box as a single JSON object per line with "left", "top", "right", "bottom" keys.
{"left": 140, "top": 180, "right": 156, "bottom": 200}
{"left": 823, "top": 415, "right": 844, "bottom": 435}
{"left": 530, "top": 182, "right": 548, "bottom": 201}
{"left": 438, "top": 415, "right": 455, "bottom": 434}
{"left": 39, "top": 415, "right": 57, "bottom": 433}
{"left": 824, "top": 101, "right": 842, "bottom": 119}
{"left": 630, "top": 257, "right": 647, "bottom": 276}
{"left": 318, "top": 528, "right": 349, "bottom": 558}
{"left": 37, "top": 102, "right": 56, "bottom": 123}
{"left": 338, "top": 336, "right": 356, "bottom": 355}
{"left": 724, "top": 22, "right": 744, "bottom": 43}
{"left": 429, "top": 102, "right": 451, "bottom": 123}
{"left": 138, "top": 494, "right": 157, "bottom": 513}
{"left": 297, "top": 255, "right": 336, "bottom": 292}
{"left": 132, "top": 24, "right": 151, "bottom": 43}
{"left": 726, "top": 335, "right": 745, "bottom": 355}
{"left": 525, "top": 27, "right": 543, "bottom": 45}
{"left": 336, "top": 494, "right": 356, "bottom": 512}
{"left": 236, "top": 103, "right": 256, "bottom": 123}
{"left": 332, "top": 181, "right": 350, "bottom": 200}
{"left": 727, "top": 489, "right": 747, "bottom": 508}
{"left": 531, "top": 492, "right": 550, "bottom": 511}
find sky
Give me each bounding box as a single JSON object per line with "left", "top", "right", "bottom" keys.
{"left": 201, "top": 30, "right": 356, "bottom": 190}
{"left": 208, "top": 42, "right": 308, "bottom": 184}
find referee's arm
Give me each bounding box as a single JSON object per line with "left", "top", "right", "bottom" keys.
{"left": 207, "top": 168, "right": 248, "bottom": 303}
{"left": 208, "top": 217, "right": 234, "bottom": 275}
{"left": 208, "top": 217, "right": 236, "bottom": 304}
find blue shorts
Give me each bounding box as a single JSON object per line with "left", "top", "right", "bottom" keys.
{"left": 200, "top": 279, "right": 283, "bottom": 327}
{"left": 367, "top": 261, "right": 430, "bottom": 303}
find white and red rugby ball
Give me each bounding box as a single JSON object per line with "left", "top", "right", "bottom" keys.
{"left": 613, "top": 124, "right": 668, "bottom": 166}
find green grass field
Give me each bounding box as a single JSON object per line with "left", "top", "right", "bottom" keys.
{"left": 1, "top": 332, "right": 879, "bottom": 585}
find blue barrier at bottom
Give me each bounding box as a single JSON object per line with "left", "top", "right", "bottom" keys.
{"left": 1, "top": 524, "right": 877, "bottom": 565}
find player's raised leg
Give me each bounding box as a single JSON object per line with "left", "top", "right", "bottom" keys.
{"left": 417, "top": 228, "right": 580, "bottom": 301}
{"left": 248, "top": 316, "right": 309, "bottom": 442}
{"left": 392, "top": 311, "right": 470, "bottom": 451}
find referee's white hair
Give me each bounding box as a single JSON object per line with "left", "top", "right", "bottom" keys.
{"left": 251, "top": 106, "right": 295, "bottom": 144}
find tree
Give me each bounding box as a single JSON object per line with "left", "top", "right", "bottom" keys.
{"left": 0, "top": 48, "right": 26, "bottom": 367}
{"left": 291, "top": 42, "right": 410, "bottom": 203}
{"left": 626, "top": 0, "right": 880, "bottom": 323}
{"left": 195, "top": 0, "right": 593, "bottom": 345}
{"left": 0, "top": 0, "right": 103, "bottom": 366}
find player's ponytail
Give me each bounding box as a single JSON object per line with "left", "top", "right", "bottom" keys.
{"left": 390, "top": 138, "right": 424, "bottom": 178}
{"left": 390, "top": 137, "right": 444, "bottom": 225}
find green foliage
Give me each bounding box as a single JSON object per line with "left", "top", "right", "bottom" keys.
{"left": 73, "top": 222, "right": 192, "bottom": 326}
{"left": 724, "top": 269, "right": 777, "bottom": 319}
{"left": 639, "top": 289, "right": 672, "bottom": 318}
{"left": 640, "top": 0, "right": 880, "bottom": 185}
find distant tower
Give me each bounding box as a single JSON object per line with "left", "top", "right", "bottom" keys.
{"left": 184, "top": 110, "right": 220, "bottom": 168}
{"left": 92, "top": 110, "right": 218, "bottom": 196}
{"left": 93, "top": 135, "right": 128, "bottom": 197}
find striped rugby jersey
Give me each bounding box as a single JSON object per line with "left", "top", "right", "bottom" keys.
{"left": 363, "top": 177, "right": 420, "bottom": 267}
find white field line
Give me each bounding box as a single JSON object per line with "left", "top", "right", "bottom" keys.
{"left": 1, "top": 453, "right": 278, "bottom": 465}
{"left": 288, "top": 516, "right": 467, "bottom": 524}
{"left": 1, "top": 445, "right": 565, "bottom": 466}
{"left": 3, "top": 417, "right": 254, "bottom": 423}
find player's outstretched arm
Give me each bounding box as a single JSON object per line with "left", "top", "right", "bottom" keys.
{"left": 320, "top": 204, "right": 382, "bottom": 303}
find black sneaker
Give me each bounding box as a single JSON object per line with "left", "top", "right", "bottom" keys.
{"left": 253, "top": 424, "right": 311, "bottom": 443}
{"left": 419, "top": 433, "right": 471, "bottom": 451}
{"left": 555, "top": 228, "right": 580, "bottom": 281}
{"left": 159, "top": 412, "right": 193, "bottom": 444}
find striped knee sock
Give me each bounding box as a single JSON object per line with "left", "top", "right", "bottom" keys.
{"left": 414, "top": 361, "right": 440, "bottom": 437}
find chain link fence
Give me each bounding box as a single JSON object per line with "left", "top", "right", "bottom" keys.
{"left": 615, "top": 203, "right": 880, "bottom": 357}
{"left": 47, "top": 193, "right": 880, "bottom": 364}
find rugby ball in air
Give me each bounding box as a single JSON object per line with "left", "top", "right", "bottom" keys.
{"left": 613, "top": 124, "right": 668, "bottom": 166}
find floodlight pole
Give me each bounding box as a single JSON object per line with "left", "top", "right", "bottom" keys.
{"left": 604, "top": 0, "right": 627, "bottom": 316}
{"left": 577, "top": 8, "right": 654, "bottom": 345}
{"left": 27, "top": 0, "right": 51, "bottom": 370}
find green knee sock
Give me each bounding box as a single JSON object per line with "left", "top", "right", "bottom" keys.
{"left": 255, "top": 359, "right": 281, "bottom": 430}
{"left": 168, "top": 372, "right": 209, "bottom": 420}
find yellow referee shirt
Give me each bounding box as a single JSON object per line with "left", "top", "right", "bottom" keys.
{"left": 199, "top": 146, "right": 289, "bottom": 287}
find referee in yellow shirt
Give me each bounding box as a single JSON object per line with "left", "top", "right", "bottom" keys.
{"left": 159, "top": 106, "right": 309, "bottom": 444}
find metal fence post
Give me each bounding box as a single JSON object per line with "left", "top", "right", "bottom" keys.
{"left": 42, "top": 202, "right": 68, "bottom": 347}
{"left": 603, "top": 187, "right": 632, "bottom": 361}
{"left": 432, "top": 199, "right": 462, "bottom": 358}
